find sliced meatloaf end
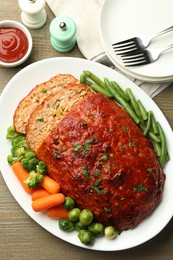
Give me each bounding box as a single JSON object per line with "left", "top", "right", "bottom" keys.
{"left": 26, "top": 83, "right": 94, "bottom": 153}
{"left": 13, "top": 74, "right": 79, "bottom": 134}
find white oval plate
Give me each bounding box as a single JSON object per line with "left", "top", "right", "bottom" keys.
{"left": 0, "top": 57, "right": 173, "bottom": 251}
{"left": 100, "top": 0, "right": 173, "bottom": 81}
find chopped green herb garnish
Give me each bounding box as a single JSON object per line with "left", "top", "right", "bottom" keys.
{"left": 133, "top": 184, "right": 148, "bottom": 193}
{"left": 147, "top": 168, "right": 153, "bottom": 172}
{"left": 91, "top": 186, "right": 103, "bottom": 195}
{"left": 94, "top": 178, "right": 102, "bottom": 186}
{"left": 73, "top": 144, "right": 82, "bottom": 154}
{"left": 40, "top": 89, "right": 47, "bottom": 93}
{"left": 105, "top": 163, "right": 110, "bottom": 169}
{"left": 129, "top": 141, "right": 136, "bottom": 147}
{"left": 122, "top": 126, "right": 128, "bottom": 132}
{"left": 102, "top": 153, "right": 108, "bottom": 161}
{"left": 83, "top": 140, "right": 91, "bottom": 152}
{"left": 104, "top": 207, "right": 111, "bottom": 213}
{"left": 82, "top": 164, "right": 88, "bottom": 175}
{"left": 36, "top": 117, "right": 44, "bottom": 122}
{"left": 94, "top": 170, "right": 102, "bottom": 176}
{"left": 52, "top": 151, "right": 61, "bottom": 160}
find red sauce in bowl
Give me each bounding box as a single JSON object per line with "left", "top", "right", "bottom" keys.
{"left": 0, "top": 27, "right": 29, "bottom": 63}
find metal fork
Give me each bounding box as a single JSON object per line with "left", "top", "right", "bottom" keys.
{"left": 112, "top": 25, "right": 173, "bottom": 55}
{"left": 121, "top": 44, "right": 173, "bottom": 66}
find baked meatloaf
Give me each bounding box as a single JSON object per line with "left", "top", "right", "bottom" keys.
{"left": 26, "top": 83, "right": 93, "bottom": 154}
{"left": 13, "top": 74, "right": 79, "bottom": 134}
{"left": 36, "top": 93, "right": 165, "bottom": 231}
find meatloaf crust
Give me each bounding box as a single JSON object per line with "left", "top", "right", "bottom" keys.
{"left": 36, "top": 93, "right": 165, "bottom": 230}
{"left": 26, "top": 83, "right": 93, "bottom": 153}
{"left": 13, "top": 74, "right": 79, "bottom": 134}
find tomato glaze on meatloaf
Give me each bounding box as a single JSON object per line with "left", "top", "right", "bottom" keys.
{"left": 36, "top": 93, "right": 165, "bottom": 231}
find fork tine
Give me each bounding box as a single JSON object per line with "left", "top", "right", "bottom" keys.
{"left": 124, "top": 61, "right": 149, "bottom": 67}
{"left": 121, "top": 52, "right": 149, "bottom": 66}
{"left": 112, "top": 37, "right": 135, "bottom": 46}
{"left": 122, "top": 53, "right": 144, "bottom": 61}
{"left": 113, "top": 42, "right": 136, "bottom": 49}
{"left": 115, "top": 47, "right": 138, "bottom": 55}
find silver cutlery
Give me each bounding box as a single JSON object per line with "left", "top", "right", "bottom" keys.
{"left": 112, "top": 25, "right": 173, "bottom": 55}
{"left": 121, "top": 44, "right": 173, "bottom": 66}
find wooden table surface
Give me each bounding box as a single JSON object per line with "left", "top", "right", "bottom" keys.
{"left": 0, "top": 2, "right": 173, "bottom": 260}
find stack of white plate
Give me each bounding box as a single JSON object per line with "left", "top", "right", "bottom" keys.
{"left": 99, "top": 0, "right": 173, "bottom": 83}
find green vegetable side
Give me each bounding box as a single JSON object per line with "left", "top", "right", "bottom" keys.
{"left": 81, "top": 70, "right": 169, "bottom": 168}
{"left": 6, "top": 126, "right": 47, "bottom": 188}
{"left": 59, "top": 202, "right": 118, "bottom": 245}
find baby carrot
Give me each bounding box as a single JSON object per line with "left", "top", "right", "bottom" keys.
{"left": 32, "top": 193, "right": 65, "bottom": 212}
{"left": 46, "top": 204, "right": 69, "bottom": 219}
{"left": 31, "top": 188, "right": 50, "bottom": 201}
{"left": 40, "top": 175, "right": 60, "bottom": 194}
{"left": 11, "top": 161, "right": 34, "bottom": 194}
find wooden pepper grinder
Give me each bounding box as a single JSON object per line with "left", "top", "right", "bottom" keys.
{"left": 18, "top": 0, "right": 47, "bottom": 29}
{"left": 49, "top": 16, "right": 77, "bottom": 53}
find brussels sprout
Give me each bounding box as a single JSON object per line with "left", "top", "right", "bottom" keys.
{"left": 104, "top": 226, "right": 117, "bottom": 239}
{"left": 59, "top": 219, "right": 74, "bottom": 232}
{"left": 78, "top": 229, "right": 95, "bottom": 245}
{"left": 79, "top": 209, "right": 93, "bottom": 226}
{"left": 64, "top": 197, "right": 75, "bottom": 210}
{"left": 68, "top": 208, "right": 81, "bottom": 222}
{"left": 88, "top": 222, "right": 105, "bottom": 236}
{"left": 75, "top": 221, "right": 87, "bottom": 232}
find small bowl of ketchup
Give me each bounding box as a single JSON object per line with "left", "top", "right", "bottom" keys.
{"left": 0, "top": 20, "right": 33, "bottom": 67}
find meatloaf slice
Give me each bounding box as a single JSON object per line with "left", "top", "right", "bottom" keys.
{"left": 26, "top": 83, "right": 93, "bottom": 154}
{"left": 13, "top": 74, "right": 79, "bottom": 134}
{"left": 36, "top": 93, "right": 165, "bottom": 231}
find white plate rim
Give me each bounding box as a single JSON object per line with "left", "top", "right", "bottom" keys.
{"left": 0, "top": 57, "right": 173, "bottom": 251}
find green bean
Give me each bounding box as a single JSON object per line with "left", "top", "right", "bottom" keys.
{"left": 152, "top": 141, "right": 161, "bottom": 157}
{"left": 150, "top": 111, "right": 159, "bottom": 134}
{"left": 137, "top": 100, "right": 148, "bottom": 121}
{"left": 83, "top": 70, "right": 105, "bottom": 88}
{"left": 85, "top": 79, "right": 93, "bottom": 86}
{"left": 104, "top": 79, "right": 140, "bottom": 124}
{"left": 104, "top": 78, "right": 129, "bottom": 102}
{"left": 111, "top": 81, "right": 129, "bottom": 102}
{"left": 90, "top": 83, "right": 113, "bottom": 98}
{"left": 157, "top": 122, "right": 167, "bottom": 168}
{"left": 148, "top": 132, "right": 160, "bottom": 143}
{"left": 143, "top": 111, "right": 152, "bottom": 136}
{"left": 100, "top": 78, "right": 113, "bottom": 96}
{"left": 80, "top": 73, "right": 86, "bottom": 84}
{"left": 126, "top": 88, "right": 142, "bottom": 121}
{"left": 166, "top": 152, "right": 170, "bottom": 162}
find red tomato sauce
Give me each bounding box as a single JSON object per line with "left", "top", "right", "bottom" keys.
{"left": 0, "top": 27, "right": 28, "bottom": 63}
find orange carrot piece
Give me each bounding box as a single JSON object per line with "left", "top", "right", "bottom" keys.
{"left": 32, "top": 193, "right": 65, "bottom": 212}
{"left": 11, "top": 162, "right": 34, "bottom": 194}
{"left": 31, "top": 188, "right": 50, "bottom": 201}
{"left": 40, "top": 175, "right": 60, "bottom": 194}
{"left": 46, "top": 204, "right": 69, "bottom": 219}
